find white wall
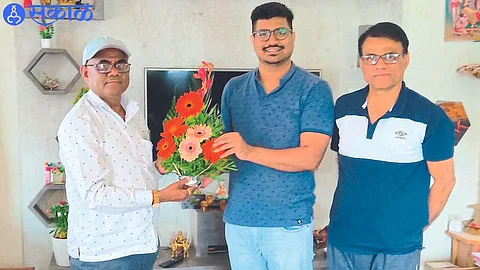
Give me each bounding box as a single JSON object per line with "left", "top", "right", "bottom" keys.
{"left": 14, "top": 0, "right": 478, "bottom": 269}
{"left": 402, "top": 0, "right": 480, "bottom": 264}
{"left": 0, "top": 0, "right": 23, "bottom": 267}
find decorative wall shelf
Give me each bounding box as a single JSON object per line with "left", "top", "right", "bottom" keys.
{"left": 23, "top": 48, "right": 80, "bottom": 95}
{"left": 28, "top": 184, "right": 66, "bottom": 228}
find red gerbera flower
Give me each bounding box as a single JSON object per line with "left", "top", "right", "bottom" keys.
{"left": 163, "top": 117, "right": 187, "bottom": 138}
{"left": 156, "top": 136, "right": 176, "bottom": 160}
{"left": 175, "top": 92, "right": 204, "bottom": 118}
{"left": 201, "top": 139, "right": 225, "bottom": 164}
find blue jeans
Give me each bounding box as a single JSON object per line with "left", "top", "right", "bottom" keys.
{"left": 69, "top": 250, "right": 159, "bottom": 270}
{"left": 225, "top": 222, "right": 314, "bottom": 270}
{"left": 327, "top": 244, "right": 421, "bottom": 270}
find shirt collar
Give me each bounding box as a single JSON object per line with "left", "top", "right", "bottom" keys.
{"left": 253, "top": 61, "right": 297, "bottom": 89}
{"left": 359, "top": 81, "right": 409, "bottom": 116}
{"left": 85, "top": 90, "right": 139, "bottom": 121}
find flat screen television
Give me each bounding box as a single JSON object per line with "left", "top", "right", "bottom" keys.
{"left": 144, "top": 67, "right": 322, "bottom": 152}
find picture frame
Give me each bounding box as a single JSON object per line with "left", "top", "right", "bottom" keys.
{"left": 444, "top": 0, "right": 480, "bottom": 41}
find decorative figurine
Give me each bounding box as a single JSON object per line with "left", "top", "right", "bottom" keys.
{"left": 42, "top": 76, "right": 60, "bottom": 90}
{"left": 219, "top": 200, "right": 227, "bottom": 212}
{"left": 200, "top": 194, "right": 215, "bottom": 212}
{"left": 170, "top": 231, "right": 191, "bottom": 258}
{"left": 57, "top": 0, "right": 75, "bottom": 4}
{"left": 216, "top": 181, "right": 228, "bottom": 200}
{"left": 200, "top": 200, "right": 209, "bottom": 212}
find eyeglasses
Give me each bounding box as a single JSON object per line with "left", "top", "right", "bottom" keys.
{"left": 252, "top": 27, "right": 293, "bottom": 42}
{"left": 360, "top": 53, "right": 405, "bottom": 65}
{"left": 85, "top": 60, "right": 131, "bottom": 74}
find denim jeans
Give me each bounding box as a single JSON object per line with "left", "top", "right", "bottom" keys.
{"left": 225, "top": 222, "right": 314, "bottom": 270}
{"left": 69, "top": 249, "right": 159, "bottom": 270}
{"left": 327, "top": 244, "right": 421, "bottom": 270}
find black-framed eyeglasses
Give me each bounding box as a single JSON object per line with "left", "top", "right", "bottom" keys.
{"left": 360, "top": 53, "right": 405, "bottom": 65}
{"left": 85, "top": 60, "right": 131, "bottom": 74}
{"left": 252, "top": 27, "right": 293, "bottom": 42}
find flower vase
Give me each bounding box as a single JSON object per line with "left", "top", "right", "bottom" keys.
{"left": 51, "top": 237, "right": 69, "bottom": 266}
{"left": 51, "top": 172, "right": 65, "bottom": 185}
{"left": 41, "top": 38, "right": 52, "bottom": 48}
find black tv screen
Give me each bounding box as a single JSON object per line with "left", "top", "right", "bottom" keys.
{"left": 144, "top": 68, "right": 322, "bottom": 153}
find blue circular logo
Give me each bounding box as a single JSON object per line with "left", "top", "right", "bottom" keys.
{"left": 3, "top": 3, "right": 25, "bottom": 26}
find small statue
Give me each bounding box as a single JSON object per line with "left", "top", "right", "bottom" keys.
{"left": 219, "top": 200, "right": 227, "bottom": 212}
{"left": 200, "top": 200, "right": 209, "bottom": 212}
{"left": 170, "top": 231, "right": 191, "bottom": 258}
{"left": 216, "top": 181, "right": 228, "bottom": 200}
{"left": 57, "top": 0, "right": 75, "bottom": 4}
{"left": 200, "top": 194, "right": 215, "bottom": 212}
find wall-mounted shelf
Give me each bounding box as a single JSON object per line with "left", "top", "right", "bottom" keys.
{"left": 23, "top": 48, "right": 80, "bottom": 95}
{"left": 28, "top": 184, "right": 66, "bottom": 228}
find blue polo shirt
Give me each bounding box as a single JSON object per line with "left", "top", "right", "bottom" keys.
{"left": 329, "top": 82, "right": 454, "bottom": 254}
{"left": 221, "top": 63, "right": 334, "bottom": 227}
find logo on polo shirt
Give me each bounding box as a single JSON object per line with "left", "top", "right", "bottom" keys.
{"left": 395, "top": 130, "right": 408, "bottom": 139}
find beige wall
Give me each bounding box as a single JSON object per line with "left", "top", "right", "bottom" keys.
{"left": 0, "top": 0, "right": 23, "bottom": 267}
{"left": 402, "top": 0, "right": 480, "bottom": 263}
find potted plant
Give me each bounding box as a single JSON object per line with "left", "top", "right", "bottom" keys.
{"left": 39, "top": 17, "right": 54, "bottom": 48}
{"left": 47, "top": 201, "right": 69, "bottom": 266}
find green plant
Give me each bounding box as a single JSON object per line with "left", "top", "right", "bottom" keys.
{"left": 73, "top": 87, "right": 89, "bottom": 104}
{"left": 39, "top": 24, "right": 54, "bottom": 39}
{"left": 47, "top": 201, "right": 68, "bottom": 239}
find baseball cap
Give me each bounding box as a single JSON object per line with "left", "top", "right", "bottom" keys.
{"left": 82, "top": 36, "right": 132, "bottom": 65}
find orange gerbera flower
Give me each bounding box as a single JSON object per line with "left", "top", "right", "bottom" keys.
{"left": 175, "top": 92, "right": 204, "bottom": 118}
{"left": 156, "top": 136, "right": 175, "bottom": 160}
{"left": 163, "top": 117, "right": 187, "bottom": 138}
{"left": 201, "top": 138, "right": 224, "bottom": 164}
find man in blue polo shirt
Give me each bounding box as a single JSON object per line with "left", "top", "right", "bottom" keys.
{"left": 213, "top": 2, "right": 334, "bottom": 270}
{"left": 325, "top": 22, "right": 456, "bottom": 269}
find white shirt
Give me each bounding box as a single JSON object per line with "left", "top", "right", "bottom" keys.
{"left": 58, "top": 90, "right": 160, "bottom": 262}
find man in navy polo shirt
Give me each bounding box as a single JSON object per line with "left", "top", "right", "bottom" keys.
{"left": 213, "top": 2, "right": 334, "bottom": 270}
{"left": 325, "top": 22, "right": 456, "bottom": 269}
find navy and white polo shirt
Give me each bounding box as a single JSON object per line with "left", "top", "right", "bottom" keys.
{"left": 329, "top": 82, "right": 454, "bottom": 254}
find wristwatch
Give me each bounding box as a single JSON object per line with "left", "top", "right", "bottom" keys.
{"left": 152, "top": 190, "right": 160, "bottom": 208}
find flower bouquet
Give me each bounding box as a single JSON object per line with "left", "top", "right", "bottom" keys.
{"left": 156, "top": 61, "right": 236, "bottom": 186}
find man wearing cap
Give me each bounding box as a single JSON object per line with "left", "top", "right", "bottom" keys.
{"left": 57, "top": 36, "right": 194, "bottom": 269}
